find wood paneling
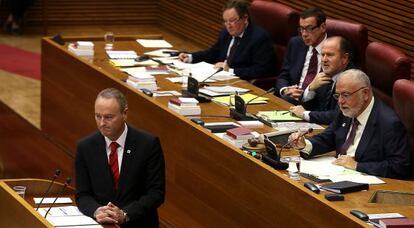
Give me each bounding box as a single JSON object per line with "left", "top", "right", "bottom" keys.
{"left": 27, "top": 0, "right": 158, "bottom": 26}
{"left": 158, "top": 0, "right": 226, "bottom": 50}
{"left": 276, "top": 0, "right": 414, "bottom": 78}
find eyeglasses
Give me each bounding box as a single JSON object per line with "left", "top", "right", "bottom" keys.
{"left": 298, "top": 24, "right": 320, "bottom": 33}
{"left": 223, "top": 17, "right": 242, "bottom": 25}
{"left": 333, "top": 87, "right": 367, "bottom": 100}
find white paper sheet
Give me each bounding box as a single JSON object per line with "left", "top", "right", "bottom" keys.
{"left": 137, "top": 39, "right": 173, "bottom": 48}
{"left": 34, "top": 197, "right": 72, "bottom": 204}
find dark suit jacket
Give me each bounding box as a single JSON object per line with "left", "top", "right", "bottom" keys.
{"left": 191, "top": 22, "right": 276, "bottom": 80}
{"left": 275, "top": 36, "right": 308, "bottom": 96}
{"left": 75, "top": 126, "right": 165, "bottom": 228}
{"left": 308, "top": 98, "right": 411, "bottom": 179}
{"left": 304, "top": 63, "right": 356, "bottom": 125}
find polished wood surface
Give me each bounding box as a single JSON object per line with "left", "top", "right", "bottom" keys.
{"left": 0, "top": 101, "right": 74, "bottom": 184}
{"left": 0, "top": 179, "right": 74, "bottom": 228}
{"left": 41, "top": 37, "right": 414, "bottom": 227}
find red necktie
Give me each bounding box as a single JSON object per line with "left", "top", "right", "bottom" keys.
{"left": 340, "top": 119, "right": 360, "bottom": 155}
{"left": 301, "top": 48, "right": 318, "bottom": 89}
{"left": 109, "top": 142, "right": 120, "bottom": 189}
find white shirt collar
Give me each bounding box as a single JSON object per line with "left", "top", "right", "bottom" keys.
{"left": 356, "top": 96, "right": 375, "bottom": 126}
{"left": 104, "top": 123, "right": 128, "bottom": 149}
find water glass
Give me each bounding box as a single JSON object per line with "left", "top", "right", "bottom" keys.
{"left": 104, "top": 32, "right": 115, "bottom": 50}
{"left": 287, "top": 156, "right": 301, "bottom": 181}
{"left": 13, "top": 186, "right": 26, "bottom": 198}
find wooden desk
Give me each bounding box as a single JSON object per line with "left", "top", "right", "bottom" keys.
{"left": 41, "top": 36, "right": 414, "bottom": 227}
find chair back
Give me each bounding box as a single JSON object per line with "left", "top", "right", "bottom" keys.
{"left": 326, "top": 18, "right": 368, "bottom": 70}
{"left": 393, "top": 79, "right": 414, "bottom": 177}
{"left": 367, "top": 42, "right": 411, "bottom": 107}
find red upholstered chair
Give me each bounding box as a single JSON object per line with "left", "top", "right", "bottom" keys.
{"left": 326, "top": 18, "right": 368, "bottom": 69}
{"left": 249, "top": 0, "right": 299, "bottom": 90}
{"left": 366, "top": 42, "right": 411, "bottom": 107}
{"left": 393, "top": 79, "right": 414, "bottom": 177}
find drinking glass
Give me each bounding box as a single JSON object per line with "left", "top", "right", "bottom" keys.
{"left": 104, "top": 32, "right": 115, "bottom": 50}
{"left": 287, "top": 156, "right": 301, "bottom": 181}
{"left": 13, "top": 186, "right": 26, "bottom": 198}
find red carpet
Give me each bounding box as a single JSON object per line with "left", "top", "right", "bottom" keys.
{"left": 0, "top": 44, "right": 41, "bottom": 80}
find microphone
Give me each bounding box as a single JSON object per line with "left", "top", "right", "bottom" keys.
{"left": 279, "top": 128, "right": 314, "bottom": 155}
{"left": 44, "top": 177, "right": 71, "bottom": 218}
{"left": 198, "top": 67, "right": 224, "bottom": 86}
{"left": 36, "top": 169, "right": 61, "bottom": 211}
{"left": 230, "top": 87, "right": 275, "bottom": 121}
{"left": 182, "top": 68, "right": 223, "bottom": 103}
{"left": 262, "top": 137, "right": 288, "bottom": 170}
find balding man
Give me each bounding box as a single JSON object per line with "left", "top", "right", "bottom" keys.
{"left": 289, "top": 69, "right": 411, "bottom": 179}
{"left": 289, "top": 36, "right": 354, "bottom": 124}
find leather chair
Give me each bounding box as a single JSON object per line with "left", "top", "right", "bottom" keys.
{"left": 393, "top": 79, "right": 414, "bottom": 177}
{"left": 249, "top": 0, "right": 299, "bottom": 90}
{"left": 366, "top": 42, "right": 411, "bottom": 107}
{"left": 326, "top": 18, "right": 368, "bottom": 69}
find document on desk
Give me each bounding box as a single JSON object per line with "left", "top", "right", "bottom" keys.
{"left": 33, "top": 197, "right": 72, "bottom": 204}
{"left": 256, "top": 111, "right": 302, "bottom": 122}
{"left": 212, "top": 93, "right": 269, "bottom": 106}
{"left": 199, "top": 86, "right": 250, "bottom": 97}
{"left": 144, "top": 48, "right": 179, "bottom": 57}
{"left": 301, "top": 156, "right": 385, "bottom": 184}
{"left": 37, "top": 206, "right": 102, "bottom": 227}
{"left": 106, "top": 50, "right": 138, "bottom": 59}
{"left": 171, "top": 61, "right": 238, "bottom": 81}
{"left": 137, "top": 39, "right": 173, "bottom": 48}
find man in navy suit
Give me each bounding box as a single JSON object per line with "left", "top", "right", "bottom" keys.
{"left": 289, "top": 36, "right": 354, "bottom": 124}
{"left": 178, "top": 0, "right": 275, "bottom": 80}
{"left": 289, "top": 69, "right": 411, "bottom": 179}
{"left": 75, "top": 88, "right": 165, "bottom": 227}
{"left": 276, "top": 8, "right": 327, "bottom": 104}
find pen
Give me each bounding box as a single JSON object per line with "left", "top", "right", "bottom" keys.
{"left": 281, "top": 111, "right": 290, "bottom": 115}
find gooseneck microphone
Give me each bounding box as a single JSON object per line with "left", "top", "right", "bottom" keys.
{"left": 44, "top": 177, "right": 71, "bottom": 218}
{"left": 279, "top": 128, "right": 314, "bottom": 155}
{"left": 230, "top": 87, "right": 275, "bottom": 121}
{"left": 36, "top": 169, "right": 61, "bottom": 211}
{"left": 198, "top": 67, "right": 224, "bottom": 86}
{"left": 262, "top": 137, "right": 288, "bottom": 170}
{"left": 183, "top": 68, "right": 223, "bottom": 103}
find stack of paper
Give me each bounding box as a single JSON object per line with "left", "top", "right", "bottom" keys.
{"left": 68, "top": 41, "right": 94, "bottom": 57}
{"left": 144, "top": 49, "right": 179, "bottom": 57}
{"left": 168, "top": 97, "right": 201, "bottom": 116}
{"left": 126, "top": 72, "right": 157, "bottom": 91}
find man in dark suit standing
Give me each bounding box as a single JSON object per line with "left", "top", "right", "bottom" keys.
{"left": 289, "top": 69, "right": 411, "bottom": 179}
{"left": 276, "top": 8, "right": 327, "bottom": 104}
{"left": 178, "top": 0, "right": 275, "bottom": 80}
{"left": 289, "top": 36, "right": 354, "bottom": 124}
{"left": 75, "top": 88, "right": 165, "bottom": 227}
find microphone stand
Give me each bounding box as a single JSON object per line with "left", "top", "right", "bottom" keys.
{"left": 44, "top": 177, "right": 71, "bottom": 218}
{"left": 230, "top": 87, "right": 275, "bottom": 121}
{"left": 36, "top": 169, "right": 61, "bottom": 211}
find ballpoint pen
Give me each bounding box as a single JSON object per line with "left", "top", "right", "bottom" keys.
{"left": 280, "top": 111, "right": 290, "bottom": 115}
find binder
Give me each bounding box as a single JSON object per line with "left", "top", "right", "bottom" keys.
{"left": 320, "top": 181, "right": 369, "bottom": 194}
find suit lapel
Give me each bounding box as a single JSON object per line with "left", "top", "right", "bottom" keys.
{"left": 96, "top": 134, "right": 117, "bottom": 197}
{"left": 116, "top": 127, "right": 135, "bottom": 196}
{"left": 355, "top": 100, "right": 378, "bottom": 160}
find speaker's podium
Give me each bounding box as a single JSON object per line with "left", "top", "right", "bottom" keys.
{"left": 0, "top": 178, "right": 75, "bottom": 227}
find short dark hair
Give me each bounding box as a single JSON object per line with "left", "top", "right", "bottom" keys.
{"left": 300, "top": 7, "right": 326, "bottom": 26}
{"left": 223, "top": 0, "right": 250, "bottom": 18}
{"left": 96, "top": 88, "right": 128, "bottom": 112}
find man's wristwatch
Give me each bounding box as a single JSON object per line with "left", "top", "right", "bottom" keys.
{"left": 123, "top": 210, "right": 130, "bottom": 222}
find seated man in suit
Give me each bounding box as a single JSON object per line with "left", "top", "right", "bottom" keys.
{"left": 178, "top": 0, "right": 275, "bottom": 80}
{"left": 75, "top": 88, "right": 165, "bottom": 228}
{"left": 289, "top": 69, "right": 411, "bottom": 179}
{"left": 289, "top": 36, "right": 355, "bottom": 124}
{"left": 275, "top": 7, "right": 327, "bottom": 104}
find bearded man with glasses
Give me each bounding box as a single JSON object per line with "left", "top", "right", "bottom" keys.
{"left": 178, "top": 0, "right": 275, "bottom": 80}
{"left": 288, "top": 69, "right": 411, "bottom": 180}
